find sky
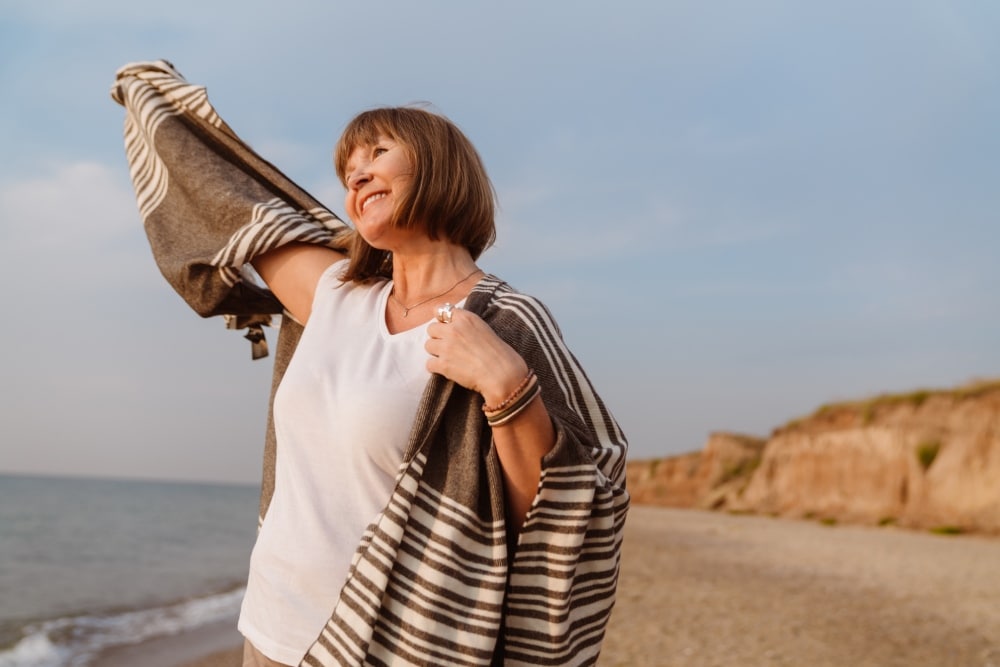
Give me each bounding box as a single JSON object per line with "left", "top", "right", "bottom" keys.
{"left": 1, "top": 1, "right": 998, "bottom": 485}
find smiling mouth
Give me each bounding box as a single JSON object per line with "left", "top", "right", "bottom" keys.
{"left": 361, "top": 192, "right": 387, "bottom": 213}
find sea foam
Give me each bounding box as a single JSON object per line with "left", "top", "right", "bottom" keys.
{"left": 0, "top": 587, "right": 244, "bottom": 667}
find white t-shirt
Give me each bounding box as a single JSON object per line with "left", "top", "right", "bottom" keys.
{"left": 239, "top": 259, "right": 431, "bottom": 664}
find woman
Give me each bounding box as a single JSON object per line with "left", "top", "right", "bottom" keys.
{"left": 241, "top": 108, "right": 579, "bottom": 665}
{"left": 112, "top": 61, "right": 626, "bottom": 666}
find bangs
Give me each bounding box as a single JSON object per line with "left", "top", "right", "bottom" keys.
{"left": 334, "top": 110, "right": 400, "bottom": 185}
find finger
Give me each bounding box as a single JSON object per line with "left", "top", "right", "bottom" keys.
{"left": 432, "top": 302, "right": 462, "bottom": 325}
{"left": 424, "top": 336, "right": 441, "bottom": 357}
{"left": 427, "top": 310, "right": 468, "bottom": 340}
{"left": 427, "top": 309, "right": 461, "bottom": 330}
{"left": 426, "top": 355, "right": 447, "bottom": 379}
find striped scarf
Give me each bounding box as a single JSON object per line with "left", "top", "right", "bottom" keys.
{"left": 111, "top": 61, "right": 629, "bottom": 666}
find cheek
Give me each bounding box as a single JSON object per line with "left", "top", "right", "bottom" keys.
{"left": 344, "top": 191, "right": 358, "bottom": 221}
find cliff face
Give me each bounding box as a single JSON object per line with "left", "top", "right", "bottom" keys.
{"left": 628, "top": 382, "right": 1000, "bottom": 533}
{"left": 627, "top": 433, "right": 764, "bottom": 509}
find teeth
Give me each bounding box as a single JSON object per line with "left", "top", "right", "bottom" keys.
{"left": 362, "top": 193, "right": 386, "bottom": 212}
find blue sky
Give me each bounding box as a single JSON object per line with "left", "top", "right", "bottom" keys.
{"left": 1, "top": 1, "right": 997, "bottom": 484}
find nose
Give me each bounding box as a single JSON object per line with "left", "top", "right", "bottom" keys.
{"left": 347, "top": 166, "right": 371, "bottom": 190}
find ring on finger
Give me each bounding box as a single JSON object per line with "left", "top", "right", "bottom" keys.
{"left": 436, "top": 302, "right": 454, "bottom": 324}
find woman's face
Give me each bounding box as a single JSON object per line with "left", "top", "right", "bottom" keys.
{"left": 343, "top": 136, "right": 414, "bottom": 247}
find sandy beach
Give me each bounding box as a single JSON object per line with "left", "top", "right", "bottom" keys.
{"left": 135, "top": 505, "right": 999, "bottom": 667}
{"left": 603, "top": 507, "right": 1000, "bottom": 666}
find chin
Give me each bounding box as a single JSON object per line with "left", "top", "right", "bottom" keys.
{"left": 355, "top": 221, "right": 389, "bottom": 246}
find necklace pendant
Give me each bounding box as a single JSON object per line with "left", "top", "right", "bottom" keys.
{"left": 390, "top": 268, "right": 480, "bottom": 320}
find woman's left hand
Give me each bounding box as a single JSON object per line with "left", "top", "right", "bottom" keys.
{"left": 427, "top": 304, "right": 555, "bottom": 532}
{"left": 425, "top": 306, "right": 528, "bottom": 405}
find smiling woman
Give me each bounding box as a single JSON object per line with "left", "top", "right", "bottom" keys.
{"left": 332, "top": 106, "right": 497, "bottom": 285}
{"left": 341, "top": 139, "right": 411, "bottom": 252}
{"left": 112, "top": 61, "right": 628, "bottom": 667}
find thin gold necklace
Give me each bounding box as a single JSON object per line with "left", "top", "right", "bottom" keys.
{"left": 390, "top": 269, "right": 481, "bottom": 317}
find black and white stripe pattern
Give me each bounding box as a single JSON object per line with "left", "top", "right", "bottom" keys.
{"left": 111, "top": 60, "right": 351, "bottom": 316}
{"left": 113, "top": 61, "right": 221, "bottom": 218}
{"left": 302, "top": 277, "right": 629, "bottom": 666}
{"left": 307, "top": 451, "right": 509, "bottom": 666}
{"left": 211, "top": 198, "right": 348, "bottom": 287}
{"left": 112, "top": 61, "right": 628, "bottom": 666}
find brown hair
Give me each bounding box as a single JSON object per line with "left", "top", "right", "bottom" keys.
{"left": 334, "top": 107, "right": 496, "bottom": 282}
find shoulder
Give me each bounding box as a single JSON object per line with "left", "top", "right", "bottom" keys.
{"left": 306, "top": 259, "right": 386, "bottom": 316}
{"left": 470, "top": 275, "right": 564, "bottom": 342}
{"left": 315, "top": 257, "right": 352, "bottom": 287}
{"left": 306, "top": 258, "right": 352, "bottom": 306}
{"left": 252, "top": 244, "right": 348, "bottom": 325}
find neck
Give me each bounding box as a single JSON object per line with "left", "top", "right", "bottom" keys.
{"left": 390, "top": 244, "right": 479, "bottom": 304}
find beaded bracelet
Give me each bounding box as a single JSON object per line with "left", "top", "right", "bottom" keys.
{"left": 481, "top": 369, "right": 535, "bottom": 414}
{"left": 486, "top": 383, "right": 541, "bottom": 427}
{"left": 483, "top": 374, "right": 537, "bottom": 419}
{"left": 484, "top": 373, "right": 538, "bottom": 418}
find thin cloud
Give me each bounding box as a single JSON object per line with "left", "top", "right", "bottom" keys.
{"left": 0, "top": 160, "right": 138, "bottom": 245}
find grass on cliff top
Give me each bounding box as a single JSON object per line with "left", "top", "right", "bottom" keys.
{"left": 779, "top": 378, "right": 1000, "bottom": 432}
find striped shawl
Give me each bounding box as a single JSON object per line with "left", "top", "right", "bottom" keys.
{"left": 111, "top": 61, "right": 629, "bottom": 666}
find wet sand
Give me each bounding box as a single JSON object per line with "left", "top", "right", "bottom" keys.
{"left": 163, "top": 506, "right": 1000, "bottom": 666}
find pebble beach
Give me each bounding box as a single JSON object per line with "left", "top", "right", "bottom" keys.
{"left": 163, "top": 506, "right": 1000, "bottom": 667}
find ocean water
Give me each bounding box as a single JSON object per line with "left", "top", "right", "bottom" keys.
{"left": 0, "top": 474, "right": 259, "bottom": 667}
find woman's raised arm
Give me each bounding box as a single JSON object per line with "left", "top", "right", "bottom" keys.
{"left": 252, "top": 244, "right": 346, "bottom": 325}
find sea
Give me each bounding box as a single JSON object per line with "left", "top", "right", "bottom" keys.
{"left": 0, "top": 474, "right": 259, "bottom": 667}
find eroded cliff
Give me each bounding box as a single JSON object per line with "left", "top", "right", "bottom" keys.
{"left": 628, "top": 380, "right": 1000, "bottom": 532}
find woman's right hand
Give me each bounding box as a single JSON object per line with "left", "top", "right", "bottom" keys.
{"left": 252, "top": 244, "right": 346, "bottom": 325}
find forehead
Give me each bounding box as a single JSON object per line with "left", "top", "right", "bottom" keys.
{"left": 344, "top": 136, "right": 385, "bottom": 165}
{"left": 344, "top": 133, "right": 409, "bottom": 164}
{"left": 344, "top": 141, "right": 372, "bottom": 161}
